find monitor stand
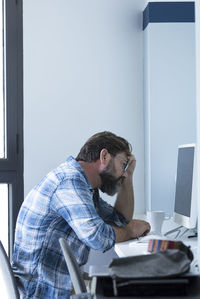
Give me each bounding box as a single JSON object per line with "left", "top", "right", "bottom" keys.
{"left": 164, "top": 226, "right": 197, "bottom": 239}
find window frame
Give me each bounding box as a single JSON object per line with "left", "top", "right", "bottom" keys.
{"left": 0, "top": 0, "right": 23, "bottom": 258}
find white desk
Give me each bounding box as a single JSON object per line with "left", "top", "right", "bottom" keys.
{"left": 114, "top": 216, "right": 198, "bottom": 270}
{"left": 91, "top": 217, "right": 200, "bottom": 298}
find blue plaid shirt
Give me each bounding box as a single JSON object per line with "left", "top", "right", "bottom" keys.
{"left": 12, "top": 156, "right": 128, "bottom": 298}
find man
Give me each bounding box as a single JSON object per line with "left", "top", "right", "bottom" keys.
{"left": 12, "top": 131, "right": 150, "bottom": 298}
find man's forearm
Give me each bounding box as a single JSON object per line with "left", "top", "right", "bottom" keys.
{"left": 114, "top": 177, "right": 134, "bottom": 221}
{"left": 113, "top": 226, "right": 132, "bottom": 243}
{"left": 113, "top": 219, "right": 151, "bottom": 243}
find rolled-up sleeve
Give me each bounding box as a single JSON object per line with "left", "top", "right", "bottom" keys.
{"left": 94, "top": 191, "right": 129, "bottom": 227}
{"left": 51, "top": 176, "right": 116, "bottom": 252}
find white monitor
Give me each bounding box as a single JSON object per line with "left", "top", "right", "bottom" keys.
{"left": 173, "top": 143, "right": 197, "bottom": 229}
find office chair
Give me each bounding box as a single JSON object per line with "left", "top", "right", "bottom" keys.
{"left": 59, "top": 238, "right": 87, "bottom": 295}
{"left": 0, "top": 240, "right": 20, "bottom": 299}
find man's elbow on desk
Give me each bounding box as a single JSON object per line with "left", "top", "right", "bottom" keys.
{"left": 80, "top": 221, "right": 116, "bottom": 252}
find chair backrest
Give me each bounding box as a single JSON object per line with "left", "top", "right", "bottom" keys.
{"left": 59, "top": 238, "right": 87, "bottom": 294}
{"left": 0, "top": 241, "right": 20, "bottom": 299}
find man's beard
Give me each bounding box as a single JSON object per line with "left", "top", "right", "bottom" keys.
{"left": 99, "top": 161, "right": 124, "bottom": 196}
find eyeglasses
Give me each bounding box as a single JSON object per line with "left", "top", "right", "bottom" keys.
{"left": 115, "top": 154, "right": 130, "bottom": 172}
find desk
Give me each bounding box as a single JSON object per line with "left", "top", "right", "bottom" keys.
{"left": 114, "top": 234, "right": 198, "bottom": 264}
{"left": 90, "top": 217, "right": 200, "bottom": 298}
{"left": 115, "top": 217, "right": 198, "bottom": 266}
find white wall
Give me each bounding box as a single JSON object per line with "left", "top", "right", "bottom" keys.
{"left": 23, "top": 0, "right": 147, "bottom": 214}
{"left": 144, "top": 21, "right": 196, "bottom": 214}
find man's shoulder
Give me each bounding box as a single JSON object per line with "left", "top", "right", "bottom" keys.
{"left": 52, "top": 158, "right": 84, "bottom": 181}
{"left": 29, "top": 156, "right": 90, "bottom": 197}
{"left": 48, "top": 156, "right": 90, "bottom": 187}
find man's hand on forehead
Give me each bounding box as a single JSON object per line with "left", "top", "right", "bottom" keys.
{"left": 125, "top": 154, "right": 136, "bottom": 175}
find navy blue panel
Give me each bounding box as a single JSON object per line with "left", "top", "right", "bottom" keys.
{"left": 143, "top": 3, "right": 150, "bottom": 30}
{"left": 143, "top": 2, "right": 195, "bottom": 30}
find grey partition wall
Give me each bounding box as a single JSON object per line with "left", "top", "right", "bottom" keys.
{"left": 143, "top": 2, "right": 196, "bottom": 214}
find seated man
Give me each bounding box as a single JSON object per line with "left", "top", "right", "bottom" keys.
{"left": 12, "top": 131, "right": 150, "bottom": 298}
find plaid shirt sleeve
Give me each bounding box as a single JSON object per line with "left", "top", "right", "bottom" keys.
{"left": 93, "top": 189, "right": 129, "bottom": 227}
{"left": 50, "top": 174, "right": 116, "bottom": 252}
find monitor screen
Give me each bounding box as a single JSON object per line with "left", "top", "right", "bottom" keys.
{"left": 174, "top": 146, "right": 194, "bottom": 217}
{"left": 173, "top": 144, "right": 197, "bottom": 229}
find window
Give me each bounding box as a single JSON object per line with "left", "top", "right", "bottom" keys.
{"left": 0, "top": 184, "right": 8, "bottom": 252}
{"left": 0, "top": 0, "right": 4, "bottom": 159}
{"left": 0, "top": 0, "right": 23, "bottom": 257}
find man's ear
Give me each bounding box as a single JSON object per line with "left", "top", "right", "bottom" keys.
{"left": 99, "top": 149, "right": 111, "bottom": 167}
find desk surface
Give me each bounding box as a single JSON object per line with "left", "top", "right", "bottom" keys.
{"left": 91, "top": 216, "right": 200, "bottom": 298}
{"left": 114, "top": 233, "right": 198, "bottom": 258}
{"left": 114, "top": 216, "right": 198, "bottom": 271}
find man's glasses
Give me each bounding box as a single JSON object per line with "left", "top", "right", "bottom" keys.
{"left": 115, "top": 155, "right": 130, "bottom": 172}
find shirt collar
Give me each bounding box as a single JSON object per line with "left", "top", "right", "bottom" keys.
{"left": 66, "top": 156, "right": 92, "bottom": 190}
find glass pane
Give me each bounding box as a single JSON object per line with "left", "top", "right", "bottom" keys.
{"left": 0, "top": 1, "right": 5, "bottom": 158}
{"left": 0, "top": 184, "right": 8, "bottom": 254}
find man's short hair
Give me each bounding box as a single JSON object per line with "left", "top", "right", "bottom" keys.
{"left": 76, "top": 131, "right": 132, "bottom": 162}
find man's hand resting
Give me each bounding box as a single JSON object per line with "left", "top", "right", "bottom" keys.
{"left": 113, "top": 219, "right": 151, "bottom": 243}
{"left": 126, "top": 219, "right": 151, "bottom": 238}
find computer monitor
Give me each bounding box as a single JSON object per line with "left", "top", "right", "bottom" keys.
{"left": 173, "top": 144, "right": 197, "bottom": 229}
